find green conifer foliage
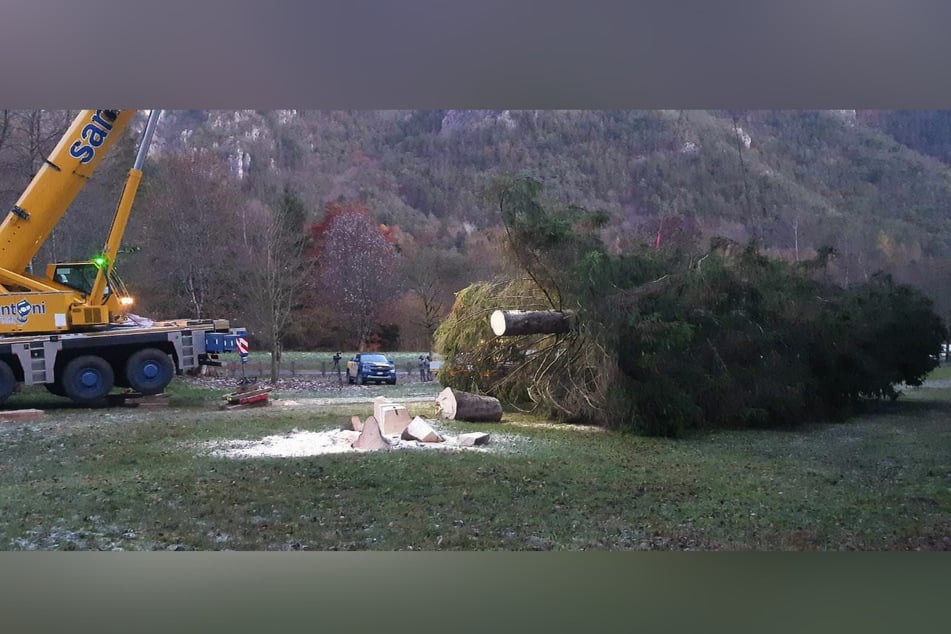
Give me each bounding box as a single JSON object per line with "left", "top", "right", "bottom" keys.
{"left": 435, "top": 178, "right": 947, "bottom": 436}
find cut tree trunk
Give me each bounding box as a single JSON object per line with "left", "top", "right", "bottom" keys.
{"left": 490, "top": 310, "right": 575, "bottom": 336}
{"left": 436, "top": 387, "right": 503, "bottom": 422}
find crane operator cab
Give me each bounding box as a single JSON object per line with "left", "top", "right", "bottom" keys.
{"left": 51, "top": 263, "right": 107, "bottom": 295}
{"left": 46, "top": 260, "right": 135, "bottom": 324}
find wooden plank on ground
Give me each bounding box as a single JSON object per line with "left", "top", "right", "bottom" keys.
{"left": 0, "top": 409, "right": 44, "bottom": 422}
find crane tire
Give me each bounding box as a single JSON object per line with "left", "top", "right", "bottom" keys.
{"left": 125, "top": 348, "right": 174, "bottom": 395}
{"left": 62, "top": 355, "right": 114, "bottom": 404}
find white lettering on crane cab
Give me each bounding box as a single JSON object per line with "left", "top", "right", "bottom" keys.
{"left": 68, "top": 110, "right": 119, "bottom": 164}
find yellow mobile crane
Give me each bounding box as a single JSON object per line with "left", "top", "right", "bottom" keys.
{"left": 0, "top": 109, "right": 246, "bottom": 404}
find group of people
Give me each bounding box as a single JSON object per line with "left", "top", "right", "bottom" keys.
{"left": 418, "top": 354, "right": 433, "bottom": 382}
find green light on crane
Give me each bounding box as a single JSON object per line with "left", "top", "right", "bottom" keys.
{"left": 92, "top": 255, "right": 108, "bottom": 268}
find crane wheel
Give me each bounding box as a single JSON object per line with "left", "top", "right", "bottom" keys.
{"left": 125, "top": 348, "right": 174, "bottom": 395}
{"left": 62, "top": 355, "right": 115, "bottom": 404}
{"left": 0, "top": 360, "right": 15, "bottom": 404}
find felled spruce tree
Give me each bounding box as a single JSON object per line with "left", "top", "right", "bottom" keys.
{"left": 435, "top": 177, "right": 946, "bottom": 436}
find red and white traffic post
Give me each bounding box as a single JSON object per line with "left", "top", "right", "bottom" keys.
{"left": 236, "top": 336, "right": 249, "bottom": 381}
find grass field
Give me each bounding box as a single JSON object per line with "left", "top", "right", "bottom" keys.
{"left": 923, "top": 364, "right": 951, "bottom": 381}
{"left": 0, "top": 373, "right": 948, "bottom": 550}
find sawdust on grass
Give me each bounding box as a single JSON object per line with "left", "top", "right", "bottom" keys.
{"left": 201, "top": 427, "right": 526, "bottom": 459}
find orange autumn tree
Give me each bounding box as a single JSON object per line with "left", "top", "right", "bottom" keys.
{"left": 307, "top": 201, "right": 400, "bottom": 349}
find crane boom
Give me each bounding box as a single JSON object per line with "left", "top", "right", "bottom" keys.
{"left": 0, "top": 110, "right": 136, "bottom": 273}
{"left": 88, "top": 109, "right": 161, "bottom": 306}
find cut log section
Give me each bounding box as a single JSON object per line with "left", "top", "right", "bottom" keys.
{"left": 372, "top": 396, "right": 392, "bottom": 423}
{"left": 489, "top": 310, "right": 575, "bottom": 336}
{"left": 351, "top": 415, "right": 391, "bottom": 451}
{"left": 401, "top": 417, "right": 444, "bottom": 443}
{"left": 435, "top": 387, "right": 503, "bottom": 422}
{"left": 457, "top": 432, "right": 490, "bottom": 447}
{"left": 378, "top": 404, "right": 411, "bottom": 436}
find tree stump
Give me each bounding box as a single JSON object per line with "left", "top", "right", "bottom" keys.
{"left": 490, "top": 310, "right": 575, "bottom": 336}
{"left": 435, "top": 387, "right": 503, "bottom": 422}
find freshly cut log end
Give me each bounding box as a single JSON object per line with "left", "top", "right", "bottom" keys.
{"left": 436, "top": 387, "right": 457, "bottom": 420}
{"left": 378, "top": 404, "right": 411, "bottom": 436}
{"left": 490, "top": 310, "right": 575, "bottom": 337}
{"left": 436, "top": 387, "right": 502, "bottom": 422}
{"left": 401, "top": 417, "right": 444, "bottom": 443}
{"left": 489, "top": 310, "right": 509, "bottom": 337}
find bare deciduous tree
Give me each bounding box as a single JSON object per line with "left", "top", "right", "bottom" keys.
{"left": 402, "top": 246, "right": 467, "bottom": 340}
{"left": 13, "top": 110, "right": 72, "bottom": 177}
{"left": 245, "top": 188, "right": 311, "bottom": 382}
{"left": 126, "top": 151, "right": 249, "bottom": 320}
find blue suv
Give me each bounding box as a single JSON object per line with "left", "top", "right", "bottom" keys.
{"left": 346, "top": 353, "right": 397, "bottom": 385}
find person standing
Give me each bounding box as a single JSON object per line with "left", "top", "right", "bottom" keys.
{"left": 425, "top": 353, "right": 433, "bottom": 382}
{"left": 418, "top": 355, "right": 426, "bottom": 381}
{"left": 333, "top": 352, "right": 342, "bottom": 383}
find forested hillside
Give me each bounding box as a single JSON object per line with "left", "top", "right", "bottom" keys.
{"left": 2, "top": 109, "right": 951, "bottom": 351}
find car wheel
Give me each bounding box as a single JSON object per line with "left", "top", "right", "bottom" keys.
{"left": 61, "top": 355, "right": 114, "bottom": 404}
{"left": 388, "top": 377, "right": 396, "bottom": 385}
{"left": 359, "top": 375, "right": 366, "bottom": 385}
{"left": 125, "top": 348, "right": 174, "bottom": 395}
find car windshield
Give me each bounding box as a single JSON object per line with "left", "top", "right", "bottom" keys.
{"left": 361, "top": 354, "right": 390, "bottom": 363}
